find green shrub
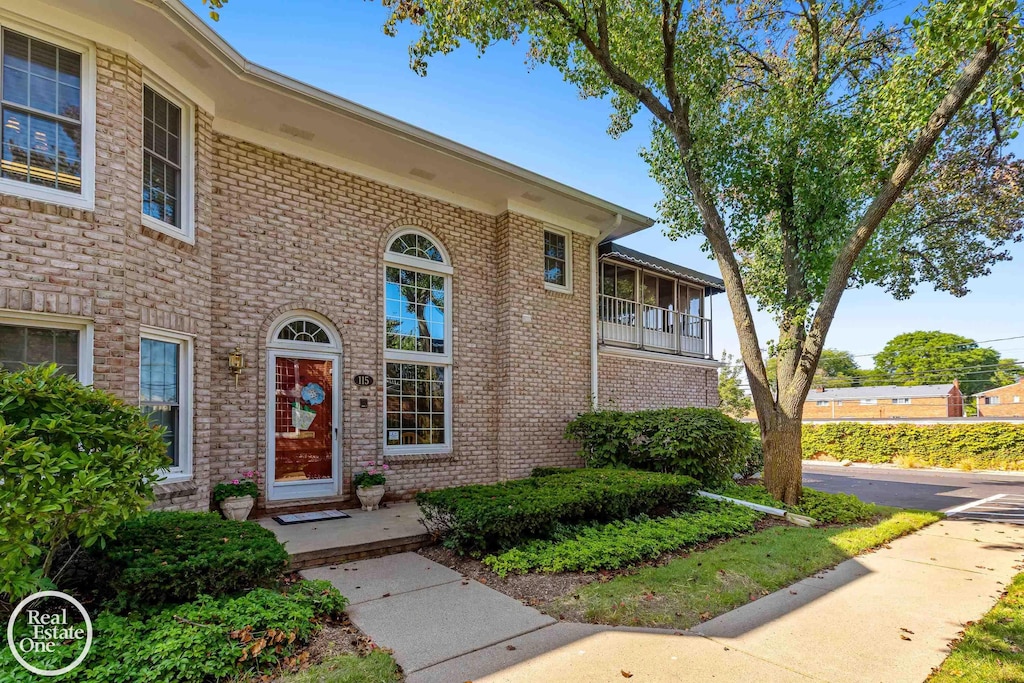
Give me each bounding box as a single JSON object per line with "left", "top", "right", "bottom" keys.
{"left": 0, "top": 580, "right": 346, "bottom": 683}
{"left": 803, "top": 422, "right": 1024, "bottom": 470}
{"left": 482, "top": 498, "right": 762, "bottom": 575}
{"left": 97, "top": 511, "right": 289, "bottom": 608}
{"left": 417, "top": 468, "right": 698, "bottom": 553}
{"left": 740, "top": 426, "right": 765, "bottom": 478}
{"left": 715, "top": 483, "right": 879, "bottom": 524}
{"left": 0, "top": 365, "right": 169, "bottom": 600}
{"left": 564, "top": 408, "right": 752, "bottom": 486}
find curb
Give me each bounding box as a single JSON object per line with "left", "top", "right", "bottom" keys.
{"left": 802, "top": 459, "right": 1024, "bottom": 478}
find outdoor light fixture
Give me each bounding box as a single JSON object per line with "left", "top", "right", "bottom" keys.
{"left": 228, "top": 346, "right": 245, "bottom": 387}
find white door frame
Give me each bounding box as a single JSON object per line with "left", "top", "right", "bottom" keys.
{"left": 265, "top": 315, "right": 343, "bottom": 502}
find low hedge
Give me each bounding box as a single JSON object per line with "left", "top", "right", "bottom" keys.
{"left": 417, "top": 468, "right": 698, "bottom": 553}
{"left": 0, "top": 580, "right": 347, "bottom": 683}
{"left": 803, "top": 422, "right": 1024, "bottom": 470}
{"left": 97, "top": 511, "right": 289, "bottom": 608}
{"left": 482, "top": 498, "right": 763, "bottom": 575}
{"left": 564, "top": 408, "right": 753, "bottom": 486}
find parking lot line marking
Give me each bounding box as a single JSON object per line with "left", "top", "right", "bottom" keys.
{"left": 946, "top": 494, "right": 1007, "bottom": 515}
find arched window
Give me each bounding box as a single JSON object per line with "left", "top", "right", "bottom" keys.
{"left": 383, "top": 229, "right": 452, "bottom": 454}
{"left": 276, "top": 319, "right": 331, "bottom": 344}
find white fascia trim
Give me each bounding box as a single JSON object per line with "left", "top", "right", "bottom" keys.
{"left": 214, "top": 119, "right": 498, "bottom": 216}
{"left": 599, "top": 345, "right": 723, "bottom": 369}
{"left": 506, "top": 200, "right": 600, "bottom": 237}
{"left": 143, "top": 0, "right": 653, "bottom": 230}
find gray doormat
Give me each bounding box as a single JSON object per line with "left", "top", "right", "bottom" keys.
{"left": 272, "top": 510, "right": 351, "bottom": 525}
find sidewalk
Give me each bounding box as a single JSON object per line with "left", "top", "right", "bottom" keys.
{"left": 305, "top": 518, "right": 1024, "bottom": 682}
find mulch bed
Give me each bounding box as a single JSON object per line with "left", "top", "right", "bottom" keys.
{"left": 417, "top": 516, "right": 787, "bottom": 612}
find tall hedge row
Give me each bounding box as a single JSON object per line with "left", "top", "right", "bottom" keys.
{"left": 803, "top": 422, "right": 1024, "bottom": 470}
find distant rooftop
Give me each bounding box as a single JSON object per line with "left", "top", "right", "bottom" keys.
{"left": 806, "top": 384, "right": 957, "bottom": 402}
{"left": 599, "top": 242, "right": 726, "bottom": 295}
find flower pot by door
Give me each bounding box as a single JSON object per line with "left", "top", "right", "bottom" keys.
{"left": 356, "top": 485, "right": 385, "bottom": 511}
{"left": 220, "top": 495, "right": 255, "bottom": 521}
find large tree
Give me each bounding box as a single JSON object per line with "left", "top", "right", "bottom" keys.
{"left": 873, "top": 330, "right": 1002, "bottom": 395}
{"left": 208, "top": 0, "right": 1024, "bottom": 503}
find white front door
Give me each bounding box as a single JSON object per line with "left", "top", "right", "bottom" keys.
{"left": 267, "top": 349, "right": 341, "bottom": 501}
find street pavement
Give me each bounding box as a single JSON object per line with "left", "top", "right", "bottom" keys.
{"left": 803, "top": 462, "right": 1024, "bottom": 520}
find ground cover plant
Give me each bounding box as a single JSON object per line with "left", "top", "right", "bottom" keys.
{"left": 548, "top": 508, "right": 941, "bottom": 629}
{"left": 482, "top": 498, "right": 762, "bottom": 576}
{"left": 564, "top": 408, "right": 752, "bottom": 487}
{"left": 0, "top": 365, "right": 169, "bottom": 600}
{"left": 97, "top": 511, "right": 290, "bottom": 608}
{"left": 716, "top": 483, "right": 880, "bottom": 524}
{"left": 417, "top": 468, "right": 698, "bottom": 553}
{"left": 276, "top": 649, "right": 402, "bottom": 683}
{"left": 0, "top": 579, "right": 348, "bottom": 683}
{"left": 804, "top": 422, "right": 1024, "bottom": 470}
{"left": 928, "top": 571, "right": 1024, "bottom": 683}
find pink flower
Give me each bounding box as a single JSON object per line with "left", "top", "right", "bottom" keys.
{"left": 382, "top": 464, "right": 390, "bottom": 470}
{"left": 231, "top": 479, "right": 240, "bottom": 485}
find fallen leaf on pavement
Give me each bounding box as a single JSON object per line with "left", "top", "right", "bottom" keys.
{"left": 621, "top": 670, "right": 633, "bottom": 678}
{"left": 900, "top": 634, "right": 912, "bottom": 641}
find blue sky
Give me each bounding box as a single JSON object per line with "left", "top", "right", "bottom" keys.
{"left": 184, "top": 0, "right": 1024, "bottom": 368}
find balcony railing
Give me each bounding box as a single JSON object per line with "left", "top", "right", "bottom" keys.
{"left": 599, "top": 294, "right": 712, "bottom": 358}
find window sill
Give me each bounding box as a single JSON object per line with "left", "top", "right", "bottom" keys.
{"left": 384, "top": 448, "right": 454, "bottom": 464}
{"left": 141, "top": 214, "right": 196, "bottom": 245}
{"left": 154, "top": 478, "right": 197, "bottom": 501}
{"left": 0, "top": 178, "right": 94, "bottom": 211}
{"left": 544, "top": 282, "right": 573, "bottom": 295}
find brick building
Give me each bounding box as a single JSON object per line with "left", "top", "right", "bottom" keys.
{"left": 0, "top": 0, "right": 723, "bottom": 513}
{"left": 975, "top": 379, "right": 1024, "bottom": 418}
{"left": 802, "top": 383, "right": 965, "bottom": 420}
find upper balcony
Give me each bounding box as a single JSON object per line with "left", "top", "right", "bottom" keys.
{"left": 597, "top": 242, "right": 725, "bottom": 361}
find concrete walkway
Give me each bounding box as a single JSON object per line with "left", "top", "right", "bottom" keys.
{"left": 305, "top": 518, "right": 1024, "bottom": 682}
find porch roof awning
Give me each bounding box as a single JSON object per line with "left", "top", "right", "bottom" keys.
{"left": 599, "top": 242, "right": 726, "bottom": 295}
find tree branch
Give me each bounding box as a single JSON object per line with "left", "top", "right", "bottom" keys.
{"left": 802, "top": 40, "right": 1003, "bottom": 387}
{"left": 661, "top": 0, "right": 685, "bottom": 112}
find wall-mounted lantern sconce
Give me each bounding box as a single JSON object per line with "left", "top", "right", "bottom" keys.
{"left": 228, "top": 346, "right": 245, "bottom": 387}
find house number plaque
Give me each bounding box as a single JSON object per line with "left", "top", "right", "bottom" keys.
{"left": 353, "top": 374, "right": 374, "bottom": 387}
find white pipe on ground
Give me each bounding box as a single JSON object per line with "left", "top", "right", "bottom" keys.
{"left": 698, "top": 490, "right": 817, "bottom": 527}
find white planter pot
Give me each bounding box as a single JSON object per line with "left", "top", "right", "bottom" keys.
{"left": 356, "top": 485, "right": 385, "bottom": 511}
{"left": 220, "top": 495, "right": 255, "bottom": 521}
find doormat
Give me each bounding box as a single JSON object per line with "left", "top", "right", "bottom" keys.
{"left": 272, "top": 510, "right": 351, "bottom": 525}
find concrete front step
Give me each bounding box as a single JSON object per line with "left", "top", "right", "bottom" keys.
{"left": 257, "top": 502, "right": 431, "bottom": 570}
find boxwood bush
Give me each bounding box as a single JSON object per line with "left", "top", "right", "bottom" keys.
{"left": 0, "top": 365, "right": 169, "bottom": 600}
{"left": 564, "top": 408, "right": 753, "bottom": 486}
{"left": 417, "top": 468, "right": 698, "bottom": 553}
{"left": 97, "top": 511, "right": 289, "bottom": 608}
{"left": 0, "top": 579, "right": 347, "bottom": 683}
{"left": 482, "top": 498, "right": 762, "bottom": 575}
{"left": 803, "top": 422, "right": 1024, "bottom": 470}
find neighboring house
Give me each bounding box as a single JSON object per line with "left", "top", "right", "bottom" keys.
{"left": 975, "top": 379, "right": 1024, "bottom": 417}
{"left": 0, "top": 0, "right": 723, "bottom": 514}
{"left": 802, "top": 383, "right": 965, "bottom": 419}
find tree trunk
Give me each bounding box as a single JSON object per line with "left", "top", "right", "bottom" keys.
{"left": 761, "top": 409, "right": 803, "bottom": 505}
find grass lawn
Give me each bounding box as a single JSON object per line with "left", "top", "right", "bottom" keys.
{"left": 547, "top": 508, "right": 941, "bottom": 629}
{"left": 276, "top": 650, "right": 402, "bottom": 683}
{"left": 928, "top": 572, "right": 1024, "bottom": 683}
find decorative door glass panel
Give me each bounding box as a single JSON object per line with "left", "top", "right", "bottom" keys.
{"left": 274, "top": 356, "right": 333, "bottom": 482}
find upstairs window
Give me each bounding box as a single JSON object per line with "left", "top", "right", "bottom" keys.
{"left": 892, "top": 398, "right": 911, "bottom": 405}
{"left": 1, "top": 28, "right": 86, "bottom": 201}
{"left": 859, "top": 399, "right": 877, "bottom": 405}
{"left": 543, "top": 228, "right": 571, "bottom": 292}
{"left": 815, "top": 400, "right": 829, "bottom": 407}
{"left": 142, "top": 83, "right": 192, "bottom": 239}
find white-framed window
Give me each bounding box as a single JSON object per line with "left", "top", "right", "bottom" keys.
{"left": 383, "top": 229, "right": 452, "bottom": 454}
{"left": 860, "top": 399, "right": 878, "bottom": 405}
{"left": 836, "top": 401, "right": 843, "bottom": 406}
{"left": 816, "top": 400, "right": 829, "bottom": 407}
{"left": 543, "top": 227, "right": 572, "bottom": 293}
{"left": 140, "top": 327, "right": 192, "bottom": 479}
{"left": 0, "top": 311, "right": 93, "bottom": 383}
{"left": 985, "top": 396, "right": 1001, "bottom": 406}
{"left": 0, "top": 20, "right": 95, "bottom": 210}
{"left": 141, "top": 78, "right": 193, "bottom": 241}
{"left": 892, "top": 398, "right": 911, "bottom": 405}
{"left": 1014, "top": 396, "right": 1020, "bottom": 404}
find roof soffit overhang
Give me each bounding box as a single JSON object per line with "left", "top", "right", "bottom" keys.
{"left": 26, "top": 0, "right": 654, "bottom": 237}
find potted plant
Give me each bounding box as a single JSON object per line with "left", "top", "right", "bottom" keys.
{"left": 214, "top": 470, "right": 261, "bottom": 520}
{"left": 353, "top": 461, "right": 389, "bottom": 511}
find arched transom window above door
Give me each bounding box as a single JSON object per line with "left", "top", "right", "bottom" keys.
{"left": 383, "top": 228, "right": 452, "bottom": 454}
{"left": 276, "top": 319, "right": 331, "bottom": 345}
